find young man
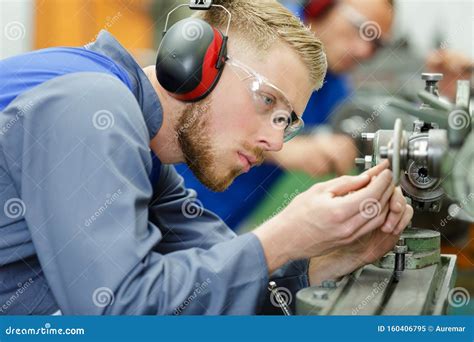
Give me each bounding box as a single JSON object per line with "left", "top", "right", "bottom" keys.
{"left": 0, "top": 0, "right": 412, "bottom": 315}
{"left": 176, "top": 0, "right": 394, "bottom": 230}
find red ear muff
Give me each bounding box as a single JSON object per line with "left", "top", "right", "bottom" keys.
{"left": 304, "top": 0, "right": 337, "bottom": 19}
{"left": 156, "top": 18, "right": 228, "bottom": 102}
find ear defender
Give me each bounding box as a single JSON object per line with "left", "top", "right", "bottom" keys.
{"left": 156, "top": 3, "right": 231, "bottom": 102}
{"left": 304, "top": 0, "right": 337, "bottom": 19}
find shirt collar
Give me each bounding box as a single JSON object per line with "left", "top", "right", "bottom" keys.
{"left": 86, "top": 30, "right": 162, "bottom": 139}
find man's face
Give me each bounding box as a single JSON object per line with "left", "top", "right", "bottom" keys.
{"left": 310, "top": 0, "right": 393, "bottom": 73}
{"left": 178, "top": 44, "right": 312, "bottom": 192}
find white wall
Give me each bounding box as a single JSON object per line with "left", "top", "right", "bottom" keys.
{"left": 393, "top": 0, "right": 474, "bottom": 59}
{"left": 0, "top": 0, "right": 34, "bottom": 59}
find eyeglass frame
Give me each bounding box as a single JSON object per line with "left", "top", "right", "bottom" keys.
{"left": 224, "top": 55, "right": 305, "bottom": 142}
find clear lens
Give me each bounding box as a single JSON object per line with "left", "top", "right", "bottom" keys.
{"left": 246, "top": 78, "right": 304, "bottom": 142}
{"left": 226, "top": 57, "right": 304, "bottom": 142}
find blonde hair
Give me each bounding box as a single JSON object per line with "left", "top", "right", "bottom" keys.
{"left": 193, "top": 0, "right": 327, "bottom": 90}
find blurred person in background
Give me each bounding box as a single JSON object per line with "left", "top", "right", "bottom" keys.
{"left": 174, "top": 0, "right": 393, "bottom": 230}
{"left": 393, "top": 0, "right": 473, "bottom": 100}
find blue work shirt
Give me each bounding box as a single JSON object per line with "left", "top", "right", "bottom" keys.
{"left": 0, "top": 31, "right": 308, "bottom": 315}
{"left": 175, "top": 72, "right": 351, "bottom": 229}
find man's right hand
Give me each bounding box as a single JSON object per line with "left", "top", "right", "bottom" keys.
{"left": 253, "top": 161, "right": 405, "bottom": 273}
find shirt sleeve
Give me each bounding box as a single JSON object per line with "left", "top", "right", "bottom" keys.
{"left": 148, "top": 162, "right": 310, "bottom": 315}
{"left": 148, "top": 164, "right": 242, "bottom": 254}
{"left": 2, "top": 71, "right": 309, "bottom": 315}
{"left": 1, "top": 72, "right": 272, "bottom": 314}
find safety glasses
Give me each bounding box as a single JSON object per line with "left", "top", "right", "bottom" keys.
{"left": 225, "top": 56, "right": 304, "bottom": 142}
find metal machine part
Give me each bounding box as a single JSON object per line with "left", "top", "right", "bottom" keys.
{"left": 421, "top": 73, "right": 443, "bottom": 97}
{"left": 393, "top": 238, "right": 407, "bottom": 282}
{"left": 296, "top": 229, "right": 457, "bottom": 315}
{"left": 296, "top": 73, "right": 472, "bottom": 316}
{"left": 296, "top": 258, "right": 456, "bottom": 315}
{"left": 375, "top": 229, "right": 441, "bottom": 270}
{"left": 359, "top": 120, "right": 447, "bottom": 212}
{"left": 357, "top": 73, "right": 474, "bottom": 217}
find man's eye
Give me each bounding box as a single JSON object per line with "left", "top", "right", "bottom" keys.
{"left": 263, "top": 95, "right": 274, "bottom": 106}
{"left": 258, "top": 93, "right": 275, "bottom": 107}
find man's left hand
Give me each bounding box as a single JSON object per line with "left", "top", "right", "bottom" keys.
{"left": 307, "top": 182, "right": 413, "bottom": 285}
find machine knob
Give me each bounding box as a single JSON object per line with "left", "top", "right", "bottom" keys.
{"left": 421, "top": 73, "right": 443, "bottom": 97}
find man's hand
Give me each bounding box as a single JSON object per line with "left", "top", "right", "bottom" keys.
{"left": 308, "top": 186, "right": 414, "bottom": 285}
{"left": 253, "top": 161, "right": 412, "bottom": 273}
{"left": 266, "top": 134, "right": 358, "bottom": 176}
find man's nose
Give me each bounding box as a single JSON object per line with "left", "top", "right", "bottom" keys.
{"left": 256, "top": 122, "right": 285, "bottom": 152}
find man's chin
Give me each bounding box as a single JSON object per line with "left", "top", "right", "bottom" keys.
{"left": 195, "top": 168, "right": 242, "bottom": 192}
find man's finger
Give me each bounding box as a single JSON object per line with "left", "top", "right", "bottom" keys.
{"left": 336, "top": 170, "right": 394, "bottom": 217}
{"left": 362, "top": 160, "right": 389, "bottom": 178}
{"left": 341, "top": 204, "right": 390, "bottom": 243}
{"left": 380, "top": 187, "right": 406, "bottom": 233}
{"left": 393, "top": 205, "right": 413, "bottom": 235}
{"left": 324, "top": 174, "right": 370, "bottom": 196}
{"left": 337, "top": 178, "right": 393, "bottom": 229}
